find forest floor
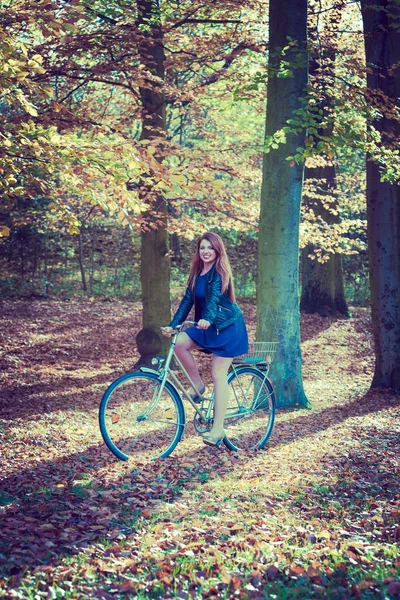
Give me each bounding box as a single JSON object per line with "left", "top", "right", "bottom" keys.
{"left": 0, "top": 299, "right": 399, "bottom": 600}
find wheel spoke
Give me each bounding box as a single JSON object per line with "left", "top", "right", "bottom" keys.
{"left": 224, "top": 368, "right": 276, "bottom": 451}
{"left": 99, "top": 373, "right": 184, "bottom": 460}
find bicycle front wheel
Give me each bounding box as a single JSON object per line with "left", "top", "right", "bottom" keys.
{"left": 99, "top": 371, "right": 185, "bottom": 461}
{"left": 223, "top": 367, "right": 276, "bottom": 451}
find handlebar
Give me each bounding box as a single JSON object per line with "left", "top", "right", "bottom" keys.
{"left": 162, "top": 320, "right": 197, "bottom": 333}
{"left": 161, "top": 321, "right": 197, "bottom": 336}
{"left": 177, "top": 320, "right": 197, "bottom": 330}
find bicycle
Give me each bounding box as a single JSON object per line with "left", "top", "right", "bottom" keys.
{"left": 99, "top": 321, "right": 277, "bottom": 461}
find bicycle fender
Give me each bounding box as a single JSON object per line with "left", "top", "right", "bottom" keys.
{"left": 139, "top": 367, "right": 161, "bottom": 375}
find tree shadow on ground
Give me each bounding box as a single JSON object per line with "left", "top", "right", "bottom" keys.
{"left": 0, "top": 371, "right": 123, "bottom": 419}
{"left": 270, "top": 388, "right": 399, "bottom": 446}
{"left": 0, "top": 304, "right": 140, "bottom": 418}
{"left": 1, "top": 388, "right": 398, "bottom": 579}
{"left": 223, "top": 388, "right": 398, "bottom": 454}
{"left": 282, "top": 424, "right": 399, "bottom": 523}
{"left": 300, "top": 311, "right": 349, "bottom": 343}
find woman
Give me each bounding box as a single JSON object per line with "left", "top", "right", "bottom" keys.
{"left": 162, "top": 232, "right": 248, "bottom": 447}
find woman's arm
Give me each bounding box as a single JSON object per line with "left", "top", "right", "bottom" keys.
{"left": 169, "top": 285, "right": 194, "bottom": 328}
{"left": 203, "top": 272, "right": 222, "bottom": 324}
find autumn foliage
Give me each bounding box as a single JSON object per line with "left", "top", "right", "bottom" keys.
{"left": 1, "top": 0, "right": 400, "bottom": 595}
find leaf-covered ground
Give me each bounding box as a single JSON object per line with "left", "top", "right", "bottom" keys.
{"left": 0, "top": 299, "right": 399, "bottom": 600}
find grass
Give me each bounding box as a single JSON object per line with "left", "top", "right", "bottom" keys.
{"left": 0, "top": 492, "right": 17, "bottom": 507}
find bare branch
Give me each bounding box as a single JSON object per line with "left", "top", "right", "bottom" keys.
{"left": 58, "top": 81, "right": 88, "bottom": 103}
{"left": 172, "top": 18, "right": 241, "bottom": 28}
{"left": 193, "top": 43, "right": 259, "bottom": 88}
{"left": 309, "top": 0, "right": 359, "bottom": 16}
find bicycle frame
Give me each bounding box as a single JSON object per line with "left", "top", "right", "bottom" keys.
{"left": 139, "top": 321, "right": 272, "bottom": 423}
{"left": 140, "top": 323, "right": 214, "bottom": 421}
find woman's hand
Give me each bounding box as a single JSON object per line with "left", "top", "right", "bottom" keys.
{"left": 161, "top": 326, "right": 175, "bottom": 337}
{"left": 197, "top": 319, "right": 211, "bottom": 330}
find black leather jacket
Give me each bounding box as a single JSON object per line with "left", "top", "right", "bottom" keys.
{"left": 170, "top": 265, "right": 242, "bottom": 333}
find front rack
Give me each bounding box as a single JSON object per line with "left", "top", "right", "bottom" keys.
{"left": 232, "top": 341, "right": 278, "bottom": 365}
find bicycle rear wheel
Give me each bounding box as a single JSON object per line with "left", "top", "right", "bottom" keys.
{"left": 223, "top": 367, "right": 276, "bottom": 451}
{"left": 99, "top": 371, "right": 185, "bottom": 461}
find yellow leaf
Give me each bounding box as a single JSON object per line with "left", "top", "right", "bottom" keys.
{"left": 128, "top": 159, "right": 139, "bottom": 170}
{"left": 230, "top": 524, "right": 244, "bottom": 531}
{"left": 170, "top": 174, "right": 186, "bottom": 186}
{"left": 26, "top": 104, "right": 38, "bottom": 116}
{"left": 42, "top": 85, "right": 54, "bottom": 97}
{"left": 371, "top": 515, "right": 384, "bottom": 524}
{"left": 317, "top": 530, "right": 331, "bottom": 540}
{"left": 123, "top": 559, "right": 137, "bottom": 568}
{"left": 221, "top": 571, "right": 232, "bottom": 584}
{"left": 132, "top": 202, "right": 143, "bottom": 214}
{"left": 0, "top": 226, "right": 10, "bottom": 237}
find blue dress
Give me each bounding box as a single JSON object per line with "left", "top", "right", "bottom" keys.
{"left": 185, "top": 274, "right": 248, "bottom": 358}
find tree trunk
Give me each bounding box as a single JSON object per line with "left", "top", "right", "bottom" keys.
{"left": 170, "top": 232, "right": 183, "bottom": 266}
{"left": 137, "top": 0, "right": 171, "bottom": 359}
{"left": 361, "top": 0, "right": 400, "bottom": 390}
{"left": 301, "top": 246, "right": 348, "bottom": 316}
{"left": 113, "top": 240, "right": 121, "bottom": 293}
{"left": 256, "top": 0, "right": 308, "bottom": 407}
{"left": 300, "top": 25, "right": 348, "bottom": 317}
{"left": 63, "top": 238, "right": 67, "bottom": 277}
{"left": 7, "top": 233, "right": 13, "bottom": 265}
{"left": 301, "top": 164, "right": 349, "bottom": 317}
{"left": 31, "top": 237, "right": 39, "bottom": 283}
{"left": 20, "top": 237, "right": 25, "bottom": 281}
{"left": 89, "top": 227, "right": 95, "bottom": 296}
{"left": 77, "top": 231, "right": 87, "bottom": 294}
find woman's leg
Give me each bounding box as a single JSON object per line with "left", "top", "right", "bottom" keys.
{"left": 209, "top": 355, "right": 233, "bottom": 436}
{"left": 174, "top": 332, "right": 205, "bottom": 392}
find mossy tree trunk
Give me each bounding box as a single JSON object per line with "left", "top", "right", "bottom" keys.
{"left": 256, "top": 0, "right": 308, "bottom": 407}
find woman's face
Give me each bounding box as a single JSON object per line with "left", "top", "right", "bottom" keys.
{"left": 199, "top": 239, "right": 217, "bottom": 266}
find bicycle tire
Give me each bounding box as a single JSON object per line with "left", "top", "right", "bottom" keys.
{"left": 223, "top": 367, "right": 276, "bottom": 451}
{"left": 99, "top": 371, "right": 185, "bottom": 461}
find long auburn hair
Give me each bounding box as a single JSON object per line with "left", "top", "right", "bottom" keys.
{"left": 188, "top": 232, "right": 236, "bottom": 303}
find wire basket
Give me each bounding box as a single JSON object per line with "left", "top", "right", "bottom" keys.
{"left": 232, "top": 341, "right": 279, "bottom": 364}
